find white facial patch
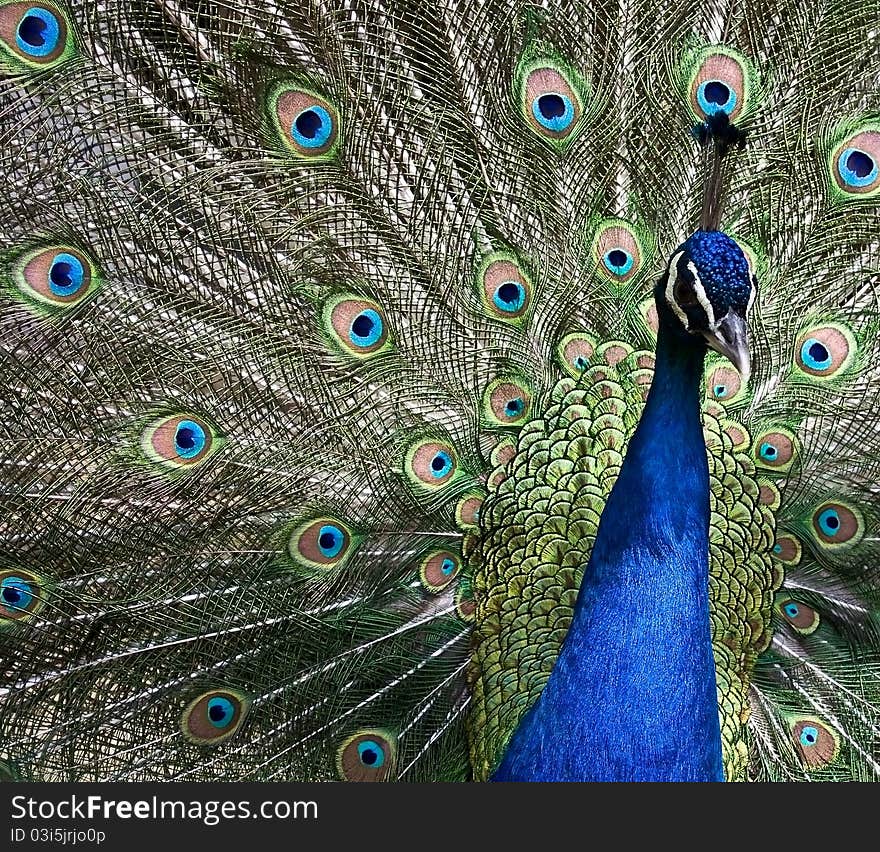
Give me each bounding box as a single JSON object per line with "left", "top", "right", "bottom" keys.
{"left": 687, "top": 260, "right": 716, "bottom": 329}
{"left": 664, "top": 250, "right": 690, "bottom": 329}
{"left": 747, "top": 277, "right": 757, "bottom": 314}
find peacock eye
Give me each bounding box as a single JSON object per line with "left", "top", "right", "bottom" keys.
{"left": 794, "top": 324, "right": 854, "bottom": 379}
{"left": 836, "top": 147, "right": 877, "bottom": 189}
{"left": 695, "top": 79, "right": 737, "bottom": 116}
{"left": 777, "top": 597, "right": 820, "bottom": 634}
{"left": 140, "top": 414, "right": 218, "bottom": 470}
{"left": 293, "top": 105, "right": 332, "bottom": 148}
{"left": 686, "top": 48, "right": 751, "bottom": 123}
{"left": 557, "top": 332, "right": 597, "bottom": 378}
{"left": 0, "top": 1, "right": 74, "bottom": 71}
{"left": 532, "top": 91, "right": 575, "bottom": 133}
{"left": 420, "top": 550, "right": 461, "bottom": 592}
{"left": 495, "top": 280, "right": 527, "bottom": 313}
{"left": 603, "top": 248, "right": 633, "bottom": 276}
{"left": 8, "top": 245, "right": 101, "bottom": 312}
{"left": 323, "top": 296, "right": 391, "bottom": 358}
{"left": 288, "top": 517, "right": 358, "bottom": 569}
{"left": 519, "top": 62, "right": 584, "bottom": 144}
{"left": 181, "top": 689, "right": 250, "bottom": 745}
{"left": 270, "top": 84, "right": 340, "bottom": 159}
{"left": 752, "top": 428, "right": 797, "bottom": 471}
{"left": 482, "top": 377, "right": 532, "bottom": 427}
{"left": 0, "top": 569, "right": 45, "bottom": 622}
{"left": 405, "top": 439, "right": 460, "bottom": 490}
{"left": 336, "top": 730, "right": 396, "bottom": 781}
{"left": 478, "top": 255, "right": 532, "bottom": 323}
{"left": 800, "top": 338, "right": 832, "bottom": 371}
{"left": 810, "top": 500, "right": 863, "bottom": 549}
{"left": 790, "top": 717, "right": 840, "bottom": 769}
{"left": 828, "top": 126, "right": 880, "bottom": 199}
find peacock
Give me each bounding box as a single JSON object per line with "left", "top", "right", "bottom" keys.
{"left": 1, "top": 0, "right": 879, "bottom": 783}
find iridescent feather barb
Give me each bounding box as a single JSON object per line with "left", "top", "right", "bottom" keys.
{"left": 0, "top": 0, "right": 879, "bottom": 782}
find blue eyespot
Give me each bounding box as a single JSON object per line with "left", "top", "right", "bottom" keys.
{"left": 714, "top": 384, "right": 728, "bottom": 398}
{"left": 505, "top": 398, "right": 524, "bottom": 417}
{"left": 602, "top": 249, "right": 633, "bottom": 277}
{"left": 573, "top": 356, "right": 588, "bottom": 371}
{"left": 696, "top": 80, "right": 737, "bottom": 117}
{"left": 357, "top": 739, "right": 385, "bottom": 768}
{"left": 800, "top": 338, "right": 832, "bottom": 372}
{"left": 207, "top": 696, "right": 235, "bottom": 729}
{"left": 784, "top": 602, "right": 800, "bottom": 619}
{"left": 291, "top": 105, "right": 333, "bottom": 149}
{"left": 349, "top": 309, "right": 383, "bottom": 348}
{"left": 759, "top": 442, "right": 778, "bottom": 462}
{"left": 48, "top": 253, "right": 85, "bottom": 297}
{"left": 837, "top": 148, "right": 878, "bottom": 188}
{"left": 440, "top": 558, "right": 455, "bottom": 576}
{"left": 174, "top": 420, "right": 207, "bottom": 459}
{"left": 493, "top": 280, "right": 526, "bottom": 313}
{"left": 16, "top": 7, "right": 61, "bottom": 58}
{"left": 531, "top": 92, "right": 574, "bottom": 133}
{"left": 1, "top": 576, "right": 34, "bottom": 611}
{"left": 772, "top": 544, "right": 782, "bottom": 554}
{"left": 317, "top": 525, "right": 345, "bottom": 558}
{"left": 799, "top": 725, "right": 819, "bottom": 747}
{"left": 817, "top": 508, "right": 841, "bottom": 538}
{"left": 430, "top": 451, "right": 453, "bottom": 479}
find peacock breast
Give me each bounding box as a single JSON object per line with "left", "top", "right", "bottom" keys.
{"left": 466, "top": 340, "right": 778, "bottom": 781}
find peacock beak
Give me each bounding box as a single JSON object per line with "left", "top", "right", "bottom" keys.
{"left": 701, "top": 310, "right": 750, "bottom": 383}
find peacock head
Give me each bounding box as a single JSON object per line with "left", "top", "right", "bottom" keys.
{"left": 661, "top": 230, "right": 755, "bottom": 381}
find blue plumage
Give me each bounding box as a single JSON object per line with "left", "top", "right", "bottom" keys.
{"left": 493, "top": 234, "right": 754, "bottom": 781}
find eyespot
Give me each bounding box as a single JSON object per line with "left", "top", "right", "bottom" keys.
{"left": 794, "top": 324, "right": 854, "bottom": 379}
{"left": 810, "top": 501, "right": 863, "bottom": 549}
{"left": 455, "top": 584, "right": 476, "bottom": 622}
{"left": 181, "top": 689, "right": 250, "bottom": 745}
{"left": 556, "top": 333, "right": 597, "bottom": 378}
{"left": 758, "top": 480, "right": 781, "bottom": 510}
{"left": 752, "top": 428, "right": 797, "bottom": 472}
{"left": 288, "top": 517, "right": 358, "bottom": 569}
{"left": 789, "top": 717, "right": 839, "bottom": 769}
{"left": 478, "top": 255, "right": 532, "bottom": 322}
{"left": 771, "top": 534, "right": 802, "bottom": 566}
{"left": 323, "top": 296, "right": 391, "bottom": 358}
{"left": 639, "top": 297, "right": 659, "bottom": 337}
{"left": 420, "top": 550, "right": 461, "bottom": 593}
{"left": 141, "top": 414, "right": 218, "bottom": 470}
{"left": 591, "top": 220, "right": 648, "bottom": 285}
{"left": 598, "top": 341, "right": 632, "bottom": 366}
{"left": 705, "top": 364, "right": 744, "bottom": 404}
{"left": 336, "top": 730, "right": 396, "bottom": 781}
{"left": 687, "top": 48, "right": 752, "bottom": 122}
{"left": 8, "top": 245, "right": 100, "bottom": 311}
{"left": 722, "top": 421, "right": 749, "bottom": 451}
{"left": 0, "top": 569, "right": 44, "bottom": 623}
{"left": 490, "top": 438, "right": 517, "bottom": 469}
{"left": 0, "top": 2, "right": 74, "bottom": 72}
{"left": 455, "top": 492, "right": 483, "bottom": 531}
{"left": 405, "top": 440, "right": 461, "bottom": 491}
{"left": 482, "top": 378, "right": 532, "bottom": 427}
{"left": 519, "top": 61, "right": 584, "bottom": 144}
{"left": 828, "top": 126, "right": 880, "bottom": 199}
{"left": 777, "top": 598, "right": 820, "bottom": 634}
{"left": 270, "top": 84, "right": 339, "bottom": 158}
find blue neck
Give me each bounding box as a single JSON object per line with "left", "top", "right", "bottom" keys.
{"left": 492, "top": 299, "right": 723, "bottom": 782}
